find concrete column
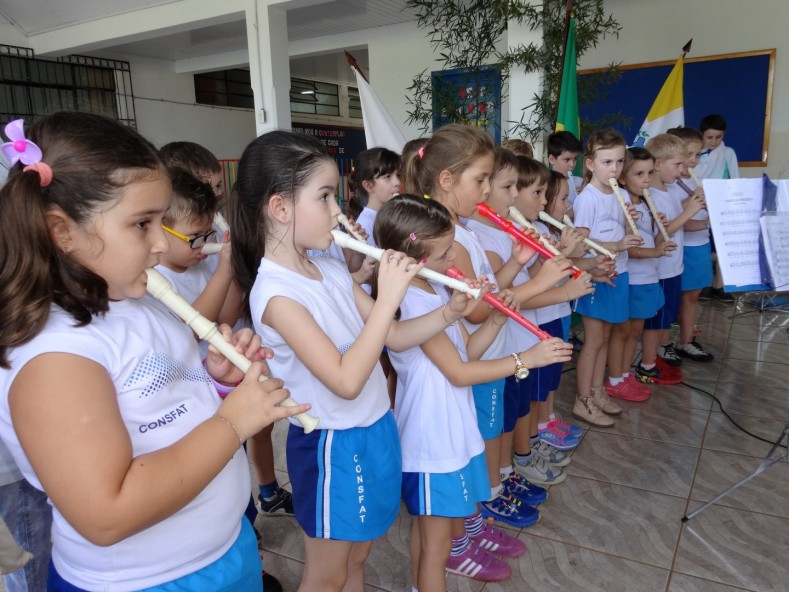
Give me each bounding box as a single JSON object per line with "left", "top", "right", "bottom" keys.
{"left": 505, "top": 16, "right": 544, "bottom": 155}
{"left": 246, "top": 1, "right": 291, "bottom": 134}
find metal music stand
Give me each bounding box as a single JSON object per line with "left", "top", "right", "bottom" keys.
{"left": 682, "top": 422, "right": 789, "bottom": 522}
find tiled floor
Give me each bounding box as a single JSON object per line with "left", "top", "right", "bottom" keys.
{"left": 256, "top": 297, "right": 789, "bottom": 592}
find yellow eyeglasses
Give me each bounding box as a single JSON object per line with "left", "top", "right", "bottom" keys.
{"left": 161, "top": 225, "right": 217, "bottom": 250}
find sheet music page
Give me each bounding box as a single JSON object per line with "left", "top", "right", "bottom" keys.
{"left": 775, "top": 180, "right": 789, "bottom": 211}
{"left": 760, "top": 213, "right": 789, "bottom": 291}
{"left": 704, "top": 178, "right": 764, "bottom": 288}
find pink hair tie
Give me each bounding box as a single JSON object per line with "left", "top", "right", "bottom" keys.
{"left": 409, "top": 232, "right": 417, "bottom": 241}
{"left": 23, "top": 162, "right": 53, "bottom": 187}
{"left": 418, "top": 146, "right": 425, "bottom": 159}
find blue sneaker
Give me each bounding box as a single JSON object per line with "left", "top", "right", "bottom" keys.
{"left": 549, "top": 417, "right": 584, "bottom": 439}
{"left": 538, "top": 424, "right": 580, "bottom": 451}
{"left": 502, "top": 472, "right": 547, "bottom": 506}
{"left": 479, "top": 494, "right": 540, "bottom": 528}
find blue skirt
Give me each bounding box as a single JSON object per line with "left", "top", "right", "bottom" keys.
{"left": 402, "top": 453, "right": 489, "bottom": 518}
{"left": 576, "top": 272, "right": 630, "bottom": 324}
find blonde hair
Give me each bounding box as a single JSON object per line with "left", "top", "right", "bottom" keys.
{"left": 646, "top": 133, "right": 686, "bottom": 161}
{"left": 501, "top": 138, "right": 533, "bottom": 158}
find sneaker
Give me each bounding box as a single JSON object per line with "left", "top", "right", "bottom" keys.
{"left": 698, "top": 287, "right": 713, "bottom": 301}
{"left": 446, "top": 540, "right": 511, "bottom": 581}
{"left": 569, "top": 334, "right": 584, "bottom": 352}
{"left": 548, "top": 416, "right": 585, "bottom": 439}
{"left": 656, "top": 357, "right": 683, "bottom": 380}
{"left": 514, "top": 453, "right": 567, "bottom": 486}
{"left": 262, "top": 571, "right": 283, "bottom": 592}
{"left": 606, "top": 377, "right": 650, "bottom": 402}
{"left": 660, "top": 343, "right": 683, "bottom": 367}
{"left": 592, "top": 385, "right": 622, "bottom": 415}
{"left": 572, "top": 396, "right": 615, "bottom": 428}
{"left": 677, "top": 338, "right": 714, "bottom": 362}
{"left": 502, "top": 472, "right": 548, "bottom": 505}
{"left": 471, "top": 523, "right": 527, "bottom": 558}
{"left": 626, "top": 375, "right": 652, "bottom": 396}
{"left": 532, "top": 440, "right": 571, "bottom": 467}
{"left": 258, "top": 487, "right": 294, "bottom": 516}
{"left": 480, "top": 493, "right": 540, "bottom": 528}
{"left": 713, "top": 288, "right": 735, "bottom": 304}
{"left": 635, "top": 362, "right": 682, "bottom": 385}
{"left": 538, "top": 423, "right": 580, "bottom": 450}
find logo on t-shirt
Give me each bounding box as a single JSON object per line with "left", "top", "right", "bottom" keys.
{"left": 123, "top": 353, "right": 210, "bottom": 398}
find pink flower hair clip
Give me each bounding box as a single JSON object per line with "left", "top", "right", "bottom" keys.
{"left": 1, "top": 119, "right": 52, "bottom": 186}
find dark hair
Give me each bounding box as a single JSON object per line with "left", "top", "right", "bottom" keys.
{"left": 347, "top": 147, "right": 401, "bottom": 219}
{"left": 547, "top": 131, "right": 582, "bottom": 158}
{"left": 371, "top": 194, "right": 455, "bottom": 307}
{"left": 164, "top": 168, "right": 217, "bottom": 226}
{"left": 493, "top": 147, "right": 520, "bottom": 178}
{"left": 501, "top": 138, "right": 533, "bottom": 158}
{"left": 229, "top": 130, "right": 333, "bottom": 319}
{"left": 402, "top": 124, "right": 495, "bottom": 198}
{"left": 667, "top": 126, "right": 703, "bottom": 144}
{"left": 622, "top": 147, "right": 655, "bottom": 186}
{"left": 0, "top": 112, "right": 165, "bottom": 367}
{"left": 159, "top": 141, "right": 221, "bottom": 175}
{"left": 514, "top": 156, "right": 550, "bottom": 190}
{"left": 582, "top": 129, "right": 626, "bottom": 182}
{"left": 699, "top": 114, "right": 727, "bottom": 133}
{"left": 544, "top": 170, "right": 568, "bottom": 215}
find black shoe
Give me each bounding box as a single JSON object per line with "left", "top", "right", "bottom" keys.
{"left": 698, "top": 287, "right": 713, "bottom": 301}
{"left": 660, "top": 343, "right": 683, "bottom": 367}
{"left": 676, "top": 339, "right": 714, "bottom": 363}
{"left": 714, "top": 288, "right": 735, "bottom": 304}
{"left": 259, "top": 487, "right": 294, "bottom": 516}
{"left": 262, "top": 570, "right": 284, "bottom": 592}
{"left": 569, "top": 334, "right": 584, "bottom": 352}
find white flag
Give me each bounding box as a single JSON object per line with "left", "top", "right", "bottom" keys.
{"left": 352, "top": 67, "right": 407, "bottom": 154}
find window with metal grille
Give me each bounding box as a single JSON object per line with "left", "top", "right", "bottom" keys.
{"left": 290, "top": 77, "right": 340, "bottom": 116}
{"left": 194, "top": 69, "right": 254, "bottom": 109}
{"left": 0, "top": 45, "right": 136, "bottom": 127}
{"left": 348, "top": 87, "right": 362, "bottom": 119}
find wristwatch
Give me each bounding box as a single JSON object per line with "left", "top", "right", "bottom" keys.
{"left": 511, "top": 353, "right": 529, "bottom": 381}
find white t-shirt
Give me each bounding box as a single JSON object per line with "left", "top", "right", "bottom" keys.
{"left": 250, "top": 257, "right": 389, "bottom": 430}
{"left": 356, "top": 207, "right": 378, "bottom": 246}
{"left": 532, "top": 220, "right": 572, "bottom": 324}
{"left": 454, "top": 224, "right": 509, "bottom": 360}
{"left": 651, "top": 186, "right": 685, "bottom": 279}
{"left": 465, "top": 219, "right": 540, "bottom": 353}
{"left": 573, "top": 183, "right": 630, "bottom": 275}
{"left": 307, "top": 240, "right": 346, "bottom": 264}
{"left": 389, "top": 283, "right": 484, "bottom": 473}
{"left": 674, "top": 178, "right": 710, "bottom": 247}
{"left": 0, "top": 299, "right": 249, "bottom": 591}
{"left": 155, "top": 263, "right": 215, "bottom": 359}
{"left": 626, "top": 196, "right": 659, "bottom": 286}
{"left": 567, "top": 172, "right": 583, "bottom": 206}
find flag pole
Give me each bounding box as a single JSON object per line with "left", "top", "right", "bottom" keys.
{"left": 554, "top": 0, "right": 574, "bottom": 125}
{"left": 345, "top": 51, "right": 369, "bottom": 83}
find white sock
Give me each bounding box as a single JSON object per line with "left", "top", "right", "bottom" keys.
{"left": 489, "top": 483, "right": 504, "bottom": 501}
{"left": 608, "top": 375, "right": 624, "bottom": 386}
{"left": 499, "top": 465, "right": 513, "bottom": 481}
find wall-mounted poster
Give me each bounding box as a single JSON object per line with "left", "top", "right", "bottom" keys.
{"left": 431, "top": 65, "right": 501, "bottom": 143}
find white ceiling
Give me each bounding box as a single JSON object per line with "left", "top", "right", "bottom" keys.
{"left": 0, "top": 0, "right": 417, "bottom": 63}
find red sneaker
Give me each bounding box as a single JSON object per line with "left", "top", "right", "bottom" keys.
{"left": 606, "top": 378, "right": 650, "bottom": 402}
{"left": 655, "top": 357, "right": 683, "bottom": 380}
{"left": 636, "top": 362, "right": 682, "bottom": 385}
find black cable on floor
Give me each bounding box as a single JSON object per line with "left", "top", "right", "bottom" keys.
{"left": 679, "top": 380, "right": 788, "bottom": 450}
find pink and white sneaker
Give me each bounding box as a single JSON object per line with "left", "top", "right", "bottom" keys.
{"left": 446, "top": 540, "right": 511, "bottom": 581}
{"left": 470, "top": 522, "right": 527, "bottom": 558}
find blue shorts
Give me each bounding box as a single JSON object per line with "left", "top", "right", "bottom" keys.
{"left": 644, "top": 274, "right": 681, "bottom": 330}
{"left": 503, "top": 372, "right": 534, "bottom": 432}
{"left": 576, "top": 272, "right": 629, "bottom": 323}
{"left": 287, "top": 413, "right": 402, "bottom": 541}
{"left": 628, "top": 283, "right": 665, "bottom": 319}
{"left": 681, "top": 243, "right": 713, "bottom": 291}
{"left": 472, "top": 378, "right": 505, "bottom": 440}
{"left": 560, "top": 314, "right": 571, "bottom": 341}
{"left": 47, "top": 520, "right": 262, "bottom": 592}
{"left": 532, "top": 319, "right": 564, "bottom": 401}
{"left": 402, "top": 453, "right": 489, "bottom": 517}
